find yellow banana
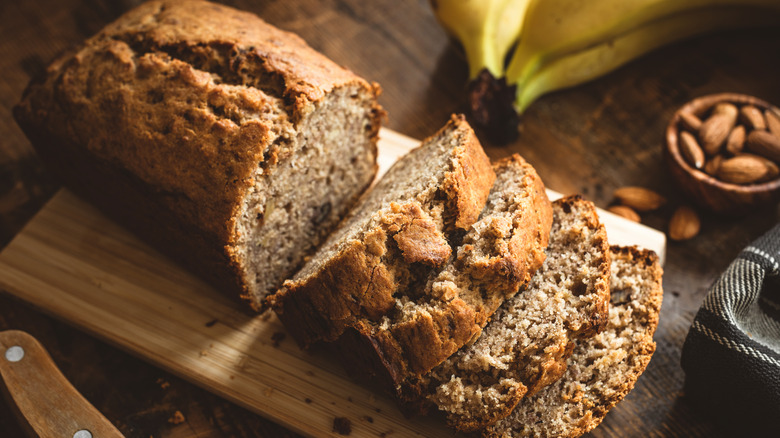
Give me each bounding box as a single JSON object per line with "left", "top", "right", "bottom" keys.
{"left": 508, "top": 0, "right": 780, "bottom": 113}
{"left": 429, "top": 0, "right": 780, "bottom": 142}
{"left": 431, "top": 0, "right": 532, "bottom": 79}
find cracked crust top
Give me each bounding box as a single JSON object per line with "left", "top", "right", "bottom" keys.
{"left": 15, "top": 0, "right": 378, "bottom": 244}
{"left": 14, "top": 0, "right": 383, "bottom": 304}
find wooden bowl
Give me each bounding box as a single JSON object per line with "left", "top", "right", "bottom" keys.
{"left": 665, "top": 93, "right": 780, "bottom": 214}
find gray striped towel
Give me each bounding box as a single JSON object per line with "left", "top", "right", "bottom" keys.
{"left": 681, "top": 224, "right": 780, "bottom": 434}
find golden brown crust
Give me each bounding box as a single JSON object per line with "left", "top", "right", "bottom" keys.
{"left": 99, "top": 0, "right": 368, "bottom": 108}
{"left": 334, "top": 154, "right": 553, "bottom": 401}
{"left": 388, "top": 203, "right": 452, "bottom": 267}
{"left": 390, "top": 297, "right": 480, "bottom": 374}
{"left": 19, "top": 0, "right": 377, "bottom": 239}
{"left": 442, "top": 114, "right": 496, "bottom": 230}
{"left": 14, "top": 0, "right": 382, "bottom": 305}
{"left": 271, "top": 199, "right": 463, "bottom": 348}
{"left": 271, "top": 116, "right": 496, "bottom": 347}
{"left": 272, "top": 233, "right": 398, "bottom": 343}
{"left": 270, "top": 120, "right": 561, "bottom": 395}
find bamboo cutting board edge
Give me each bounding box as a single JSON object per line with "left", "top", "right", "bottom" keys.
{"left": 0, "top": 128, "right": 666, "bottom": 437}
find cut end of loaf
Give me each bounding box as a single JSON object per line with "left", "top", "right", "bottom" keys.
{"left": 425, "top": 195, "right": 609, "bottom": 433}
{"left": 448, "top": 155, "right": 554, "bottom": 309}
{"left": 380, "top": 154, "right": 554, "bottom": 379}
{"left": 486, "top": 245, "right": 663, "bottom": 438}
{"left": 269, "top": 115, "right": 495, "bottom": 344}
{"left": 236, "top": 83, "right": 382, "bottom": 308}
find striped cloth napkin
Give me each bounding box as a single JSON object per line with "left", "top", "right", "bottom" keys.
{"left": 681, "top": 224, "right": 780, "bottom": 434}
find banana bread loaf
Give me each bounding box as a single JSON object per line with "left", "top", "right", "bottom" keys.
{"left": 14, "top": 0, "right": 383, "bottom": 308}
{"left": 485, "top": 245, "right": 663, "bottom": 438}
{"left": 271, "top": 129, "right": 553, "bottom": 386}
{"left": 418, "top": 195, "right": 610, "bottom": 432}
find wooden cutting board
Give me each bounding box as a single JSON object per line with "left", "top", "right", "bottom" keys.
{"left": 0, "top": 129, "right": 665, "bottom": 437}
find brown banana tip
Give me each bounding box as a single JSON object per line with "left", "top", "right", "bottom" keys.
{"left": 467, "top": 69, "right": 520, "bottom": 146}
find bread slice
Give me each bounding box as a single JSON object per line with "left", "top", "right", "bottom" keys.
{"left": 271, "top": 145, "right": 552, "bottom": 386}
{"left": 416, "top": 196, "right": 610, "bottom": 432}
{"left": 485, "top": 245, "right": 663, "bottom": 438}
{"left": 336, "top": 155, "right": 555, "bottom": 389}
{"left": 13, "top": 0, "right": 383, "bottom": 309}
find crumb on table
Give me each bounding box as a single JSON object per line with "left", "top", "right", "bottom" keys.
{"left": 332, "top": 417, "right": 351, "bottom": 435}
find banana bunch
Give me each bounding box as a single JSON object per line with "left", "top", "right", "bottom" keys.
{"left": 431, "top": 0, "right": 531, "bottom": 79}
{"left": 430, "top": 0, "right": 780, "bottom": 142}
{"left": 430, "top": 0, "right": 532, "bottom": 141}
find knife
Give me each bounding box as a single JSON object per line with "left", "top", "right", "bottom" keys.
{"left": 0, "top": 330, "right": 124, "bottom": 437}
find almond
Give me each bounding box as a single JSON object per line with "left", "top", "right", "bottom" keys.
{"left": 712, "top": 102, "right": 739, "bottom": 118}
{"left": 699, "top": 105, "right": 738, "bottom": 155}
{"left": 613, "top": 186, "right": 666, "bottom": 212}
{"left": 765, "top": 109, "right": 780, "bottom": 138}
{"left": 668, "top": 205, "right": 700, "bottom": 241}
{"left": 717, "top": 154, "right": 773, "bottom": 184}
{"left": 739, "top": 105, "right": 766, "bottom": 130}
{"left": 746, "top": 154, "right": 780, "bottom": 182}
{"left": 703, "top": 154, "right": 723, "bottom": 176}
{"left": 607, "top": 205, "right": 641, "bottom": 222}
{"left": 679, "top": 112, "right": 702, "bottom": 132}
{"left": 745, "top": 130, "right": 780, "bottom": 162}
{"left": 725, "top": 125, "right": 746, "bottom": 155}
{"left": 679, "top": 130, "right": 705, "bottom": 168}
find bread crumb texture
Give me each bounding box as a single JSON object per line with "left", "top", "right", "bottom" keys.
{"left": 485, "top": 245, "right": 663, "bottom": 438}
{"left": 272, "top": 123, "right": 554, "bottom": 389}
{"left": 423, "top": 196, "right": 610, "bottom": 432}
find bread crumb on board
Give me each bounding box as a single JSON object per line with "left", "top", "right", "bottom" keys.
{"left": 332, "top": 417, "right": 352, "bottom": 435}
{"left": 167, "top": 410, "right": 185, "bottom": 425}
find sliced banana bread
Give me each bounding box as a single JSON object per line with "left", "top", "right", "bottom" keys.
{"left": 485, "top": 245, "right": 663, "bottom": 438}
{"left": 272, "top": 147, "right": 552, "bottom": 386}
{"left": 417, "top": 195, "right": 610, "bottom": 432}
{"left": 335, "top": 155, "right": 555, "bottom": 389}
{"left": 14, "top": 0, "right": 383, "bottom": 309}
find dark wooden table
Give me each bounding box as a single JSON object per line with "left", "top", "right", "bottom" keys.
{"left": 1, "top": 1, "right": 779, "bottom": 436}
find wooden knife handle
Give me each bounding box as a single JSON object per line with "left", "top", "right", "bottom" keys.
{"left": 0, "top": 330, "right": 124, "bottom": 438}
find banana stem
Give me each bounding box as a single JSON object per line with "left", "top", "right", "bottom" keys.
{"left": 468, "top": 69, "right": 519, "bottom": 144}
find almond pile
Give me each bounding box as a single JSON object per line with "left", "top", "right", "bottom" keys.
{"left": 677, "top": 101, "right": 780, "bottom": 184}
{"left": 608, "top": 186, "right": 700, "bottom": 241}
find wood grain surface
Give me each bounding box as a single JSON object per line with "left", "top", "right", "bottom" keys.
{"left": 0, "top": 330, "right": 124, "bottom": 438}
{"left": 0, "top": 131, "right": 664, "bottom": 438}
{"left": 0, "top": 0, "right": 779, "bottom": 437}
